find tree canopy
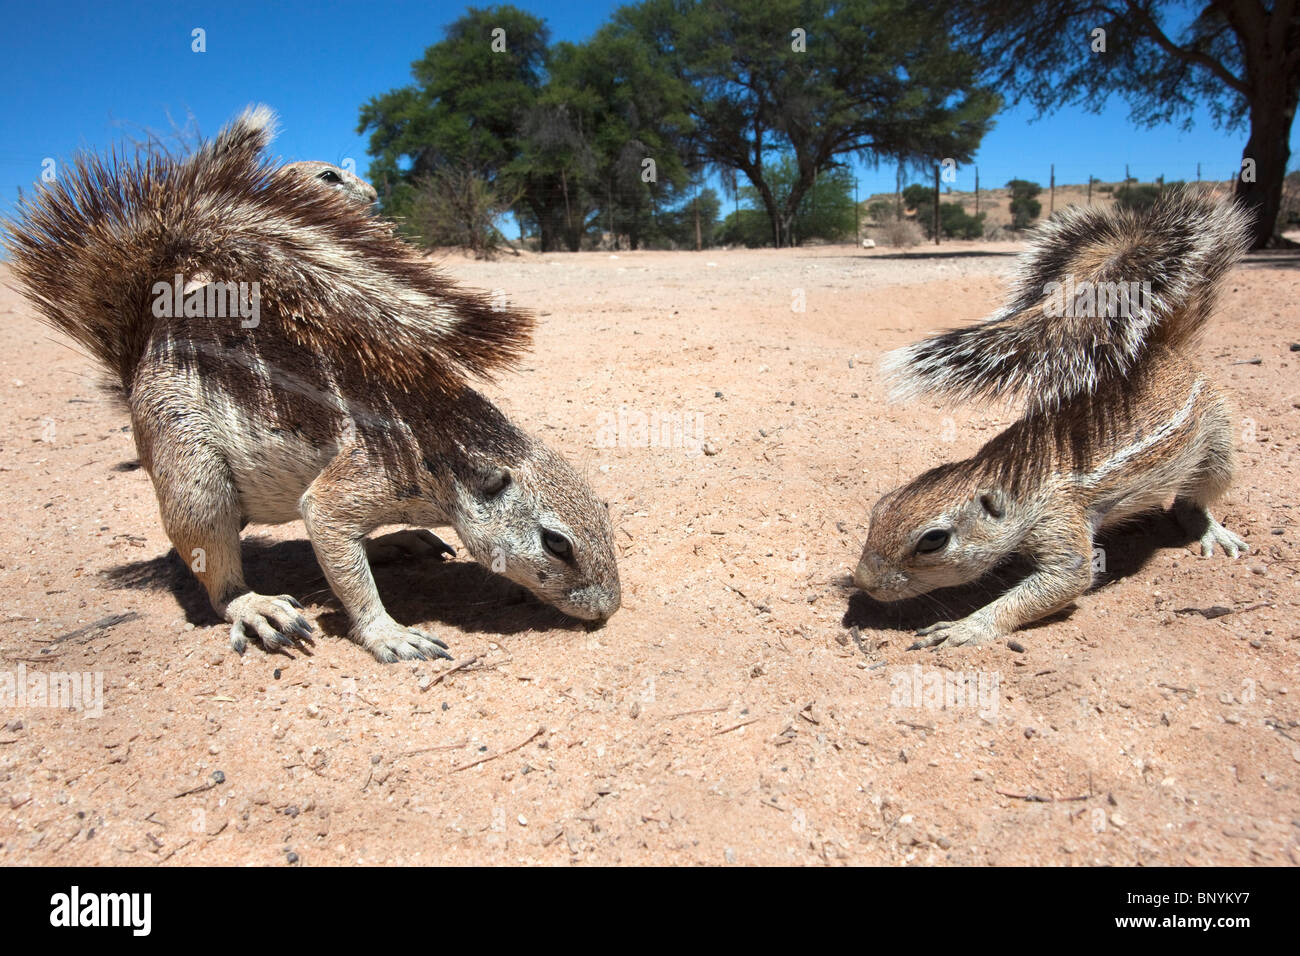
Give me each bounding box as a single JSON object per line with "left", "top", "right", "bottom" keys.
{"left": 944, "top": 1, "right": 1300, "bottom": 248}
{"left": 610, "top": 0, "right": 999, "bottom": 246}
{"left": 357, "top": 1, "right": 1000, "bottom": 251}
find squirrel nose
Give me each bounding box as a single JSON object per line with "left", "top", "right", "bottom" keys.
{"left": 853, "top": 552, "right": 885, "bottom": 590}
{"left": 571, "top": 584, "right": 620, "bottom": 622}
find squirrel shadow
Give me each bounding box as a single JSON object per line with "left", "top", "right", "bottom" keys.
{"left": 103, "top": 536, "right": 587, "bottom": 640}
{"left": 840, "top": 508, "right": 1194, "bottom": 635}
{"left": 1239, "top": 248, "right": 1300, "bottom": 270}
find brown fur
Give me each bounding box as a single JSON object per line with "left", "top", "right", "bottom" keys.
{"left": 3, "top": 106, "right": 621, "bottom": 663}
{"left": 3, "top": 106, "right": 531, "bottom": 408}
{"left": 856, "top": 197, "right": 1250, "bottom": 650}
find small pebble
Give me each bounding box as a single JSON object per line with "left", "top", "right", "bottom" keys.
{"left": 286, "top": 851, "right": 299, "bottom": 865}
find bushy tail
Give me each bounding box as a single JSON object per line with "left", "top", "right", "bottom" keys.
{"left": 883, "top": 191, "right": 1252, "bottom": 413}
{"left": 2, "top": 105, "right": 533, "bottom": 396}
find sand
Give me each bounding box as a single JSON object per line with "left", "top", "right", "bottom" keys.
{"left": 0, "top": 240, "right": 1297, "bottom": 865}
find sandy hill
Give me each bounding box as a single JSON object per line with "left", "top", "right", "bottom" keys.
{"left": 863, "top": 179, "right": 1237, "bottom": 230}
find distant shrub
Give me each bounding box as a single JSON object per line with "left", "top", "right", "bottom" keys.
{"left": 1006, "top": 179, "right": 1042, "bottom": 230}
{"left": 866, "top": 199, "right": 895, "bottom": 225}
{"left": 939, "top": 203, "right": 986, "bottom": 239}
{"left": 407, "top": 166, "right": 510, "bottom": 259}
{"left": 880, "top": 218, "right": 923, "bottom": 248}
{"left": 1114, "top": 182, "right": 1184, "bottom": 213}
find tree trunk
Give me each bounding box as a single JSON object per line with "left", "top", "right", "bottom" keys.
{"left": 746, "top": 175, "right": 782, "bottom": 248}
{"left": 528, "top": 196, "right": 558, "bottom": 253}
{"left": 779, "top": 168, "right": 818, "bottom": 249}
{"left": 538, "top": 221, "right": 556, "bottom": 252}
{"left": 1234, "top": 82, "right": 1297, "bottom": 249}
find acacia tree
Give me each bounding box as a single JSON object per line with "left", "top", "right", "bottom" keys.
{"left": 357, "top": 6, "right": 549, "bottom": 228}
{"left": 358, "top": 5, "right": 694, "bottom": 251}
{"left": 509, "top": 101, "right": 599, "bottom": 251}
{"left": 946, "top": 1, "right": 1300, "bottom": 249}
{"left": 541, "top": 30, "right": 694, "bottom": 249}
{"left": 611, "top": 0, "right": 999, "bottom": 247}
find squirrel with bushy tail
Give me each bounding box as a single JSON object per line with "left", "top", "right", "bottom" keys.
{"left": 854, "top": 191, "right": 1252, "bottom": 649}
{"left": 4, "top": 106, "right": 621, "bottom": 662}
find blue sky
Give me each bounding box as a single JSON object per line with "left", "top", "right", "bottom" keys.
{"left": 0, "top": 0, "right": 1289, "bottom": 215}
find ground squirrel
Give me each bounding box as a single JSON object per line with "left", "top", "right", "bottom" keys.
{"left": 281, "top": 160, "right": 378, "bottom": 206}
{"left": 4, "top": 106, "right": 620, "bottom": 662}
{"left": 853, "top": 192, "right": 1252, "bottom": 649}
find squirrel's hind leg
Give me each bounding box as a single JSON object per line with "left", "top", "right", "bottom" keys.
{"left": 365, "top": 529, "right": 456, "bottom": 564}
{"left": 1172, "top": 498, "right": 1248, "bottom": 558}
{"left": 141, "top": 425, "right": 315, "bottom": 656}
{"left": 1172, "top": 413, "right": 1247, "bottom": 558}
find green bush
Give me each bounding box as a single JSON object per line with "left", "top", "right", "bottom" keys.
{"left": 1006, "top": 179, "right": 1041, "bottom": 229}
{"left": 1114, "top": 182, "right": 1184, "bottom": 213}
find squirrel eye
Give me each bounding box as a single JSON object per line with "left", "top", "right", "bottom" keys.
{"left": 541, "top": 529, "right": 573, "bottom": 561}
{"left": 318, "top": 169, "right": 343, "bottom": 184}
{"left": 916, "top": 529, "right": 950, "bottom": 554}
{"left": 482, "top": 467, "right": 512, "bottom": 497}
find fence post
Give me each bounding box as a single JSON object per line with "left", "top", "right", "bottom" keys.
{"left": 933, "top": 164, "right": 940, "bottom": 245}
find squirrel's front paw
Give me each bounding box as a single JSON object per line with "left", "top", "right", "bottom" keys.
{"left": 357, "top": 617, "right": 452, "bottom": 663}
{"left": 365, "top": 529, "right": 456, "bottom": 565}
{"left": 226, "top": 593, "right": 315, "bottom": 655}
{"left": 910, "top": 614, "right": 1001, "bottom": 650}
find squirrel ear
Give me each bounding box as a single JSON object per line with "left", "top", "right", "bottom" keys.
{"left": 978, "top": 491, "right": 1007, "bottom": 519}
{"left": 482, "top": 467, "right": 513, "bottom": 498}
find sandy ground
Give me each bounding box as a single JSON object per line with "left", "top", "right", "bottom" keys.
{"left": 1, "top": 240, "right": 1298, "bottom": 866}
